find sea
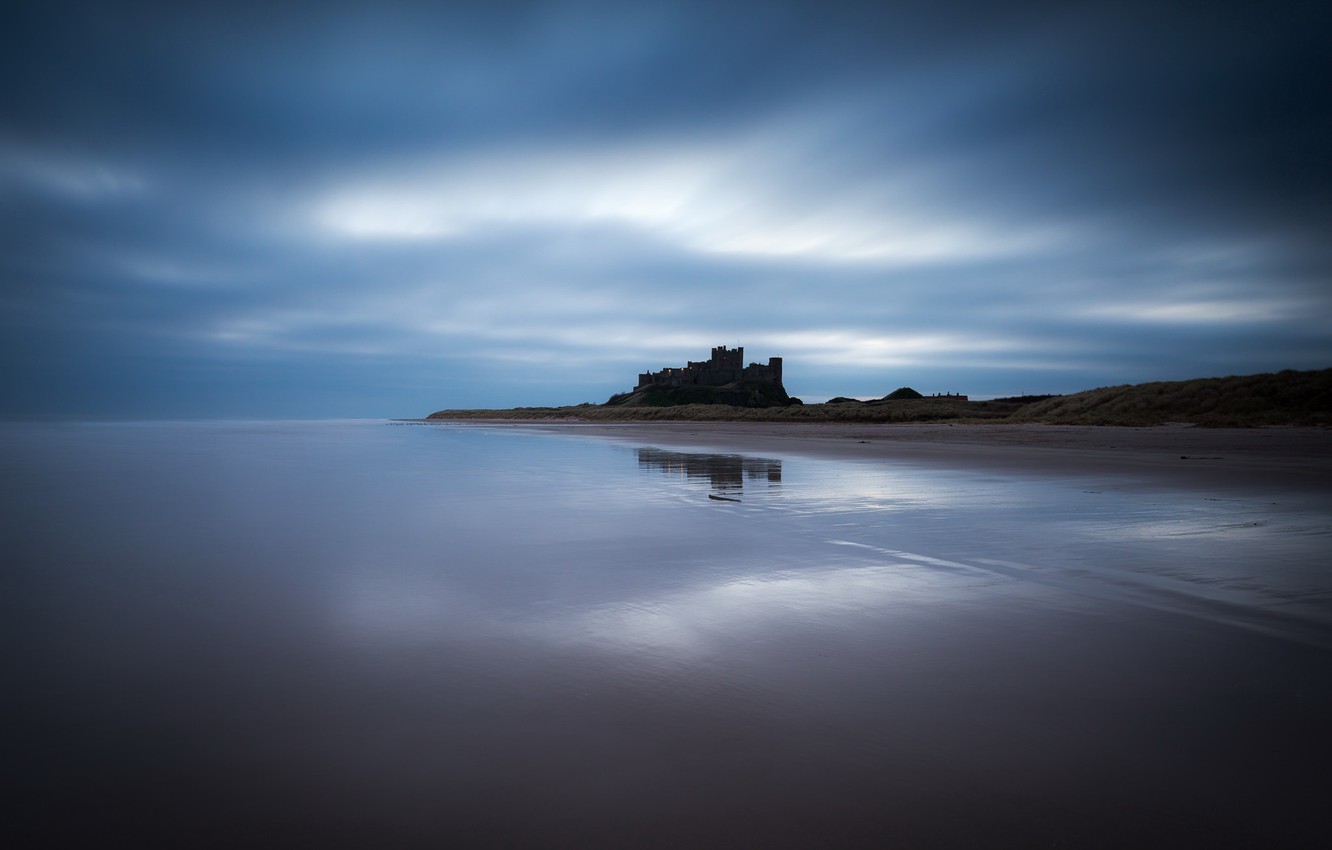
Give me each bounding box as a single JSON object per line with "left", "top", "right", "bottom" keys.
{"left": 3, "top": 419, "right": 1330, "bottom": 848}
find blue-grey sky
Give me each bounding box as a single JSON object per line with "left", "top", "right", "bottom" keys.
{"left": 4, "top": 0, "right": 1329, "bottom": 417}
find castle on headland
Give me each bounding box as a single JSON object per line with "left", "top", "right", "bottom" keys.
{"left": 636, "top": 346, "right": 783, "bottom": 391}
{"left": 606, "top": 344, "right": 795, "bottom": 408}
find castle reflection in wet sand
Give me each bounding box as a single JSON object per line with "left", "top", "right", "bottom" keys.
{"left": 636, "top": 446, "right": 782, "bottom": 497}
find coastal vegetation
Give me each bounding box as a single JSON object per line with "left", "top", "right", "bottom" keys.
{"left": 1007, "top": 368, "right": 1332, "bottom": 427}
{"left": 427, "top": 367, "right": 1332, "bottom": 427}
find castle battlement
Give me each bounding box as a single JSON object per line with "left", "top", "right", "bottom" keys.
{"left": 635, "top": 345, "right": 784, "bottom": 391}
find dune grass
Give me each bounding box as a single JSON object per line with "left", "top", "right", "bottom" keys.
{"left": 1008, "top": 368, "right": 1332, "bottom": 426}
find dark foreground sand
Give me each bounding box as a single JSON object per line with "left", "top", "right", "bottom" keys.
{"left": 436, "top": 420, "right": 1332, "bottom": 493}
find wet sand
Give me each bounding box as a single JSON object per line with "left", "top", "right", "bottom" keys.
{"left": 467, "top": 421, "right": 1332, "bottom": 493}
{"left": 9, "top": 421, "right": 1332, "bottom": 847}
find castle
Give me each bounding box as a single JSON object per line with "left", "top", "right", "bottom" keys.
{"left": 636, "top": 345, "right": 784, "bottom": 391}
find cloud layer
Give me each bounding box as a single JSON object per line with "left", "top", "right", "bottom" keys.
{"left": 3, "top": 1, "right": 1329, "bottom": 416}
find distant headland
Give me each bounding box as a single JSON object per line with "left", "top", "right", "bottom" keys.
{"left": 427, "top": 346, "right": 1332, "bottom": 427}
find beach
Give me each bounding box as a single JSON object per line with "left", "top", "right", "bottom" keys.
{"left": 463, "top": 420, "right": 1332, "bottom": 493}
{"left": 7, "top": 420, "right": 1332, "bottom": 847}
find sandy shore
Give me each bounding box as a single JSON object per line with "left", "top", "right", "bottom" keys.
{"left": 430, "top": 420, "right": 1332, "bottom": 493}
{"left": 14, "top": 419, "right": 1331, "bottom": 846}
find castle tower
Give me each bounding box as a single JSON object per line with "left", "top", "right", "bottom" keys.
{"left": 711, "top": 345, "right": 742, "bottom": 370}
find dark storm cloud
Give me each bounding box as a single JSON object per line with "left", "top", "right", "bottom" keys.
{"left": 2, "top": 1, "right": 1329, "bottom": 415}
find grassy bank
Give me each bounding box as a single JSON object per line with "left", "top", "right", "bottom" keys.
{"left": 1008, "top": 368, "right": 1332, "bottom": 426}
{"left": 427, "top": 367, "right": 1332, "bottom": 427}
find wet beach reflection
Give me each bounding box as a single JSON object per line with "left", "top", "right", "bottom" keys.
{"left": 636, "top": 446, "right": 782, "bottom": 498}
{"left": 4, "top": 421, "right": 1331, "bottom": 848}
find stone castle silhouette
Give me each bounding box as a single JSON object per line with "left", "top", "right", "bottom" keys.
{"left": 636, "top": 345, "right": 784, "bottom": 391}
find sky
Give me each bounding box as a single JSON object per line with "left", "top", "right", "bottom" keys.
{"left": 3, "top": 0, "right": 1329, "bottom": 418}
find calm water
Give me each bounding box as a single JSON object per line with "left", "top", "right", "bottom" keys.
{"left": 3, "top": 420, "right": 1330, "bottom": 847}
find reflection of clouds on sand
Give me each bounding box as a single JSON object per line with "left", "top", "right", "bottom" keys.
{"left": 618, "top": 445, "right": 1332, "bottom": 652}
{"left": 550, "top": 564, "right": 954, "bottom": 656}
{"left": 552, "top": 520, "right": 1332, "bottom": 656}
{"left": 326, "top": 563, "right": 546, "bottom": 647}
{"left": 978, "top": 489, "right": 1332, "bottom": 640}
{"left": 331, "top": 574, "right": 466, "bottom": 642}
{"left": 328, "top": 431, "right": 1332, "bottom": 656}
{"left": 536, "top": 534, "right": 1036, "bottom": 657}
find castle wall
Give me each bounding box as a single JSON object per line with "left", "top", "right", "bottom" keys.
{"left": 635, "top": 346, "right": 784, "bottom": 391}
